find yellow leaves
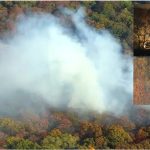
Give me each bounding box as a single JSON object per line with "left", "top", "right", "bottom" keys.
{"left": 49, "top": 128, "right": 62, "bottom": 137}
{"left": 0, "top": 118, "right": 23, "bottom": 134}
{"left": 88, "top": 145, "right": 95, "bottom": 150}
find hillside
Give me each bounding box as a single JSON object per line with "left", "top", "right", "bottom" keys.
{"left": 0, "top": 1, "right": 133, "bottom": 53}
{"left": 1, "top": 1, "right": 150, "bottom": 149}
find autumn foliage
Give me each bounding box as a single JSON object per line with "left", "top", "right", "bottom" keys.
{"left": 0, "top": 1, "right": 149, "bottom": 149}
{"left": 0, "top": 108, "right": 150, "bottom": 149}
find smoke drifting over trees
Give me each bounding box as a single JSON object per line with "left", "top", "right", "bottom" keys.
{"left": 1, "top": 1, "right": 150, "bottom": 149}
{"left": 0, "top": 8, "right": 132, "bottom": 116}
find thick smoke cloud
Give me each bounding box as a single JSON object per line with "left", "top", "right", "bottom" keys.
{"left": 0, "top": 9, "right": 133, "bottom": 116}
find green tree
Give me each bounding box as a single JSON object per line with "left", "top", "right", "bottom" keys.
{"left": 102, "top": 2, "right": 115, "bottom": 19}
{"left": 42, "top": 129, "right": 79, "bottom": 149}
{"left": 6, "top": 136, "right": 40, "bottom": 149}
{"left": 106, "top": 125, "right": 133, "bottom": 148}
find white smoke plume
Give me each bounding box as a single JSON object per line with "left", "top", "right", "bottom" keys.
{"left": 0, "top": 8, "right": 133, "bottom": 116}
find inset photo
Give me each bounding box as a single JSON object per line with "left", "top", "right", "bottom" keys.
{"left": 134, "top": 57, "right": 150, "bottom": 104}
{"left": 134, "top": 2, "right": 150, "bottom": 56}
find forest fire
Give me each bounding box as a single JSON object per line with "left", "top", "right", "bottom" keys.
{"left": 0, "top": 1, "right": 150, "bottom": 149}
{"left": 0, "top": 8, "right": 132, "bottom": 116}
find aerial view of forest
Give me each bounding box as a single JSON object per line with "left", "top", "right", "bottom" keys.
{"left": 0, "top": 1, "right": 150, "bottom": 149}
{"left": 134, "top": 2, "right": 150, "bottom": 56}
